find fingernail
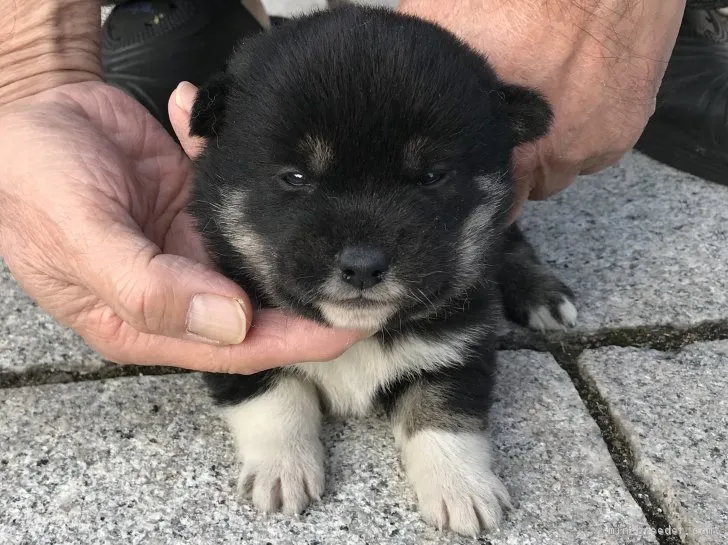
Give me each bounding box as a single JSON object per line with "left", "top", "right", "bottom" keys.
{"left": 186, "top": 294, "right": 248, "bottom": 345}
{"left": 175, "top": 81, "right": 197, "bottom": 113}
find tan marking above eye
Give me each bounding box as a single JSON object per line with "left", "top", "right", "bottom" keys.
{"left": 299, "top": 135, "right": 334, "bottom": 175}
{"left": 403, "top": 136, "right": 429, "bottom": 172}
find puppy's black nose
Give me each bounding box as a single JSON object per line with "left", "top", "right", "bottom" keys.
{"left": 338, "top": 246, "right": 390, "bottom": 290}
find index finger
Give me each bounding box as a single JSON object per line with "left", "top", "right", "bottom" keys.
{"left": 168, "top": 81, "right": 205, "bottom": 159}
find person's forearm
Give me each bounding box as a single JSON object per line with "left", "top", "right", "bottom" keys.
{"left": 0, "top": 0, "right": 101, "bottom": 105}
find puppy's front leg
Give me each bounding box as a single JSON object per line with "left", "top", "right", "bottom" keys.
{"left": 221, "top": 375, "right": 325, "bottom": 514}
{"left": 387, "top": 355, "right": 510, "bottom": 536}
{"left": 498, "top": 223, "right": 577, "bottom": 331}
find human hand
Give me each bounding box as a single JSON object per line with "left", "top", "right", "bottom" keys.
{"left": 399, "top": 0, "right": 685, "bottom": 219}
{"left": 0, "top": 81, "right": 363, "bottom": 374}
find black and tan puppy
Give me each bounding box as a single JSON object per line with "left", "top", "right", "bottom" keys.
{"left": 188, "top": 5, "right": 576, "bottom": 536}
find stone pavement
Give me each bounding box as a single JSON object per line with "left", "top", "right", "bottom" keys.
{"left": 2, "top": 2, "right": 728, "bottom": 544}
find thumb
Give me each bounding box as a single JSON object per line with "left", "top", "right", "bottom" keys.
{"left": 81, "top": 224, "right": 253, "bottom": 345}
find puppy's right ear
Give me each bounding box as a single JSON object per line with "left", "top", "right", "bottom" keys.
{"left": 189, "top": 73, "right": 232, "bottom": 138}
{"left": 499, "top": 83, "right": 554, "bottom": 146}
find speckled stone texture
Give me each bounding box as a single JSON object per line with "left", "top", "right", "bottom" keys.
{"left": 579, "top": 342, "right": 728, "bottom": 544}
{"left": 520, "top": 151, "right": 728, "bottom": 334}
{"left": 0, "top": 261, "right": 106, "bottom": 378}
{"left": 0, "top": 351, "right": 654, "bottom": 545}
{"left": 261, "top": 0, "right": 328, "bottom": 16}
{"left": 261, "top": 0, "right": 398, "bottom": 16}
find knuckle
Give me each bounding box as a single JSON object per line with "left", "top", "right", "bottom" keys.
{"left": 115, "top": 275, "right": 169, "bottom": 335}
{"left": 207, "top": 345, "right": 260, "bottom": 375}
{"left": 86, "top": 337, "right": 131, "bottom": 365}
{"left": 81, "top": 317, "right": 137, "bottom": 365}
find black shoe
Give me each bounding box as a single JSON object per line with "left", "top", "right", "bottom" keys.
{"left": 102, "top": 0, "right": 264, "bottom": 136}
{"left": 635, "top": 7, "right": 728, "bottom": 185}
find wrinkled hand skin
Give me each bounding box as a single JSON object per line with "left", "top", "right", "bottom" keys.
{"left": 0, "top": 82, "right": 361, "bottom": 373}
{"left": 399, "top": 0, "right": 686, "bottom": 219}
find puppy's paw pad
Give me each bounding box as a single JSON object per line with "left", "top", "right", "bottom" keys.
{"left": 237, "top": 445, "right": 325, "bottom": 515}
{"left": 527, "top": 295, "right": 578, "bottom": 331}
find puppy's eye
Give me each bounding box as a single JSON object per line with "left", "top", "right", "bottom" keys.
{"left": 279, "top": 171, "right": 308, "bottom": 187}
{"left": 418, "top": 171, "right": 453, "bottom": 186}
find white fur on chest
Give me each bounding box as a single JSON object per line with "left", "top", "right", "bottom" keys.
{"left": 292, "top": 331, "right": 480, "bottom": 416}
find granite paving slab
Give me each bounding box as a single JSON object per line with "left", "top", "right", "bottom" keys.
{"left": 262, "top": 0, "right": 398, "bottom": 15}
{"left": 519, "top": 151, "right": 728, "bottom": 336}
{"left": 0, "top": 261, "right": 106, "bottom": 378}
{"left": 578, "top": 342, "right": 728, "bottom": 544}
{"left": 0, "top": 351, "right": 654, "bottom": 545}
{"left": 261, "top": 0, "right": 327, "bottom": 16}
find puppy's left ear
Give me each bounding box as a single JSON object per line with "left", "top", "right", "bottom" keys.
{"left": 500, "top": 83, "right": 554, "bottom": 145}
{"left": 189, "top": 72, "right": 232, "bottom": 138}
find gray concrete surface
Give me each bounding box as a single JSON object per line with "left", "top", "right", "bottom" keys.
{"left": 579, "top": 343, "right": 728, "bottom": 545}
{"left": 262, "top": 0, "right": 397, "bottom": 16}
{"left": 0, "top": 352, "right": 656, "bottom": 545}
{"left": 262, "top": 0, "right": 327, "bottom": 16}
{"left": 520, "top": 151, "right": 728, "bottom": 335}
{"left": 0, "top": 262, "right": 106, "bottom": 377}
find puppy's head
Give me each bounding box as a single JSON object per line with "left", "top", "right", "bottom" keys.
{"left": 189, "top": 7, "right": 552, "bottom": 331}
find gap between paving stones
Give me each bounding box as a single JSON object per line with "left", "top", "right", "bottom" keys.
{"left": 548, "top": 320, "right": 725, "bottom": 544}
{"left": 550, "top": 345, "right": 684, "bottom": 545}
{"left": 0, "top": 364, "right": 190, "bottom": 389}
{"left": 540, "top": 318, "right": 728, "bottom": 545}
{"left": 498, "top": 318, "right": 728, "bottom": 353}
{"left": 535, "top": 319, "right": 728, "bottom": 545}
{"left": 3, "top": 318, "right": 728, "bottom": 389}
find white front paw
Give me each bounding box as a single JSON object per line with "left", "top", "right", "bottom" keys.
{"left": 401, "top": 429, "right": 511, "bottom": 536}
{"left": 238, "top": 439, "right": 325, "bottom": 515}
{"left": 222, "top": 377, "right": 325, "bottom": 515}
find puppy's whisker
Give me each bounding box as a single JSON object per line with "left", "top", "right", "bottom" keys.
{"left": 416, "top": 289, "right": 437, "bottom": 314}
{"left": 418, "top": 270, "right": 448, "bottom": 278}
